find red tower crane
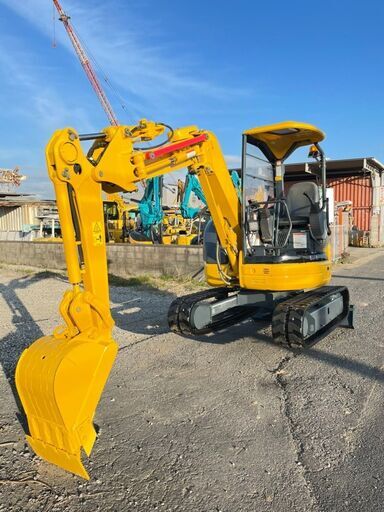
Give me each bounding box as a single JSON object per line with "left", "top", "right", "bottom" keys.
{"left": 52, "top": 0, "right": 118, "bottom": 126}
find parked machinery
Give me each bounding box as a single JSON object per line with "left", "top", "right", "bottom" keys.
{"left": 177, "top": 170, "right": 241, "bottom": 244}
{"left": 103, "top": 193, "right": 137, "bottom": 243}
{"left": 15, "top": 119, "right": 352, "bottom": 478}
{"left": 130, "top": 176, "right": 204, "bottom": 245}
{"left": 180, "top": 173, "right": 207, "bottom": 219}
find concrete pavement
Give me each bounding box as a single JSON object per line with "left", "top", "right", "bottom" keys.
{"left": 0, "top": 249, "right": 384, "bottom": 511}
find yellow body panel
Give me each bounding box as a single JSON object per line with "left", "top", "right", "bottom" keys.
{"left": 176, "top": 233, "right": 197, "bottom": 245}
{"left": 206, "top": 258, "right": 331, "bottom": 291}
{"left": 128, "top": 234, "right": 153, "bottom": 245}
{"left": 161, "top": 234, "right": 173, "bottom": 244}
{"left": 239, "top": 260, "right": 331, "bottom": 291}
{"left": 205, "top": 263, "right": 226, "bottom": 287}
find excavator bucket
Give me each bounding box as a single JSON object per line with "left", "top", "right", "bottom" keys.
{"left": 15, "top": 332, "right": 118, "bottom": 479}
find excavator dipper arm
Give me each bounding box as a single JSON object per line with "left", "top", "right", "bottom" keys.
{"left": 15, "top": 120, "right": 240, "bottom": 478}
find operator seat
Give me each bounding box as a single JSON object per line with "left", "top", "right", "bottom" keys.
{"left": 286, "top": 182, "right": 319, "bottom": 224}
{"left": 285, "top": 182, "right": 328, "bottom": 240}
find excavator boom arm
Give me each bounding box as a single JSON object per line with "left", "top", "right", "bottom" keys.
{"left": 49, "top": 122, "right": 241, "bottom": 287}
{"left": 16, "top": 120, "right": 240, "bottom": 479}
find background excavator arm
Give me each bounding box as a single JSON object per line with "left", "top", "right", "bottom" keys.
{"left": 180, "top": 173, "right": 207, "bottom": 219}
{"left": 138, "top": 177, "right": 164, "bottom": 238}
{"left": 181, "top": 170, "right": 242, "bottom": 220}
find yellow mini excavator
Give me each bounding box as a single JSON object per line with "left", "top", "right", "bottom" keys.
{"left": 15, "top": 119, "right": 353, "bottom": 479}
{"left": 103, "top": 193, "right": 137, "bottom": 242}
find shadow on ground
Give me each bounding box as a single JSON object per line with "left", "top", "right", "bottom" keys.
{"left": 0, "top": 271, "right": 62, "bottom": 433}
{"left": 2, "top": 269, "right": 384, "bottom": 442}
{"left": 111, "top": 282, "right": 384, "bottom": 384}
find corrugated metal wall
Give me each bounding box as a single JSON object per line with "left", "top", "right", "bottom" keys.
{"left": 327, "top": 176, "right": 372, "bottom": 231}
{"left": 0, "top": 205, "right": 39, "bottom": 231}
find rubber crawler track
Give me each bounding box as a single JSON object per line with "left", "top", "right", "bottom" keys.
{"left": 168, "top": 287, "right": 255, "bottom": 336}
{"left": 272, "top": 285, "right": 350, "bottom": 348}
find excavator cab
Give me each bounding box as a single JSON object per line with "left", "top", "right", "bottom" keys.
{"left": 242, "top": 122, "right": 330, "bottom": 265}
{"left": 198, "top": 122, "right": 350, "bottom": 348}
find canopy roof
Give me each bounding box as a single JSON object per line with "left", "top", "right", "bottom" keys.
{"left": 243, "top": 121, "right": 325, "bottom": 162}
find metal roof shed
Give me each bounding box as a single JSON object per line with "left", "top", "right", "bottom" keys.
{"left": 0, "top": 194, "right": 57, "bottom": 241}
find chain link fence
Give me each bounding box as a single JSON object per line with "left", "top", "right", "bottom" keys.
{"left": 330, "top": 224, "right": 349, "bottom": 261}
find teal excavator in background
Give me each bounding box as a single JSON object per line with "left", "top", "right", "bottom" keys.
{"left": 137, "top": 177, "right": 164, "bottom": 239}
{"left": 180, "top": 173, "right": 207, "bottom": 219}
{"left": 131, "top": 170, "right": 241, "bottom": 243}
{"left": 181, "top": 170, "right": 241, "bottom": 219}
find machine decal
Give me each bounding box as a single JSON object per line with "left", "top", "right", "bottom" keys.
{"left": 92, "top": 221, "right": 103, "bottom": 245}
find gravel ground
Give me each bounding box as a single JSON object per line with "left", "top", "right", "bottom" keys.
{"left": 1, "top": 249, "right": 384, "bottom": 512}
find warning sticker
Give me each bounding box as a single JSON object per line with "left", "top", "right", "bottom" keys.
{"left": 293, "top": 232, "right": 307, "bottom": 249}
{"left": 92, "top": 221, "right": 103, "bottom": 246}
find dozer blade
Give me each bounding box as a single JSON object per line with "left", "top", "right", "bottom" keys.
{"left": 15, "top": 333, "right": 118, "bottom": 479}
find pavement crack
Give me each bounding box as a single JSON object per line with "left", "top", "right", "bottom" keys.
{"left": 118, "top": 331, "right": 167, "bottom": 352}
{"left": 273, "top": 353, "right": 320, "bottom": 511}
{"left": 269, "top": 354, "right": 293, "bottom": 374}
{"left": 0, "top": 476, "right": 53, "bottom": 490}
{"left": 0, "top": 441, "right": 16, "bottom": 447}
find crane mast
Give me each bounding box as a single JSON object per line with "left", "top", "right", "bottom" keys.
{"left": 52, "top": 0, "right": 118, "bottom": 126}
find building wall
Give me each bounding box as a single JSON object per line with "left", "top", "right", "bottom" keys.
{"left": 0, "top": 241, "right": 205, "bottom": 277}
{"left": 0, "top": 204, "right": 40, "bottom": 240}
{"left": 327, "top": 176, "right": 372, "bottom": 232}
{"left": 0, "top": 202, "right": 60, "bottom": 241}
{"left": 379, "top": 174, "right": 384, "bottom": 245}
{"left": 289, "top": 174, "right": 383, "bottom": 247}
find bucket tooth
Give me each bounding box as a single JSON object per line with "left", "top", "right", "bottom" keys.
{"left": 27, "top": 434, "right": 90, "bottom": 480}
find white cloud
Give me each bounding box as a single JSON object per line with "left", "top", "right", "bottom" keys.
{"left": 0, "top": 0, "right": 248, "bottom": 122}
{"left": 0, "top": 29, "right": 96, "bottom": 198}
{"left": 0, "top": 0, "right": 248, "bottom": 197}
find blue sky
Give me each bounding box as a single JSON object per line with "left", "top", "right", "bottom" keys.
{"left": 0, "top": 0, "right": 383, "bottom": 197}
